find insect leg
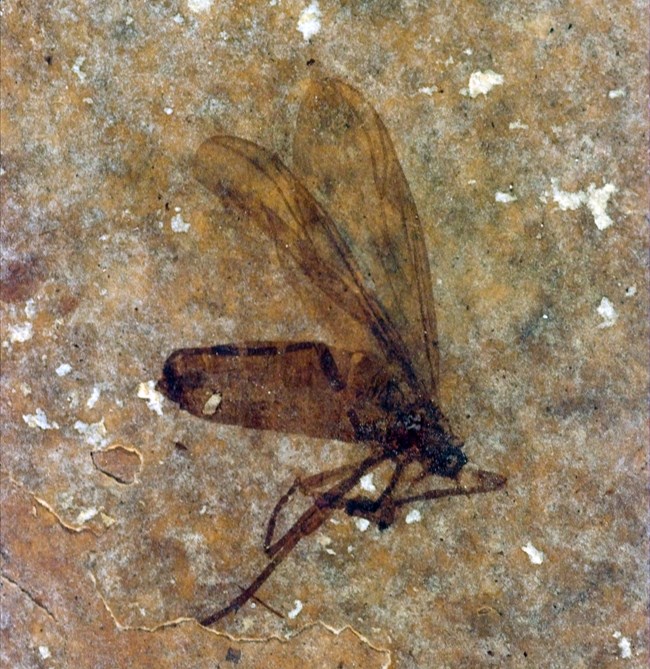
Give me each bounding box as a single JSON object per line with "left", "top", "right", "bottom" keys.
{"left": 201, "top": 503, "right": 328, "bottom": 626}
{"left": 264, "top": 462, "right": 363, "bottom": 556}
{"left": 201, "top": 453, "right": 385, "bottom": 626}
{"left": 339, "top": 461, "right": 406, "bottom": 530}
{"left": 392, "top": 468, "right": 507, "bottom": 508}
{"left": 264, "top": 478, "right": 301, "bottom": 555}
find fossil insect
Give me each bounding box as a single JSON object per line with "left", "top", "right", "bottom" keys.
{"left": 158, "top": 78, "right": 506, "bottom": 626}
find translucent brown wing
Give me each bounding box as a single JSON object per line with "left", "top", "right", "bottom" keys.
{"left": 157, "top": 341, "right": 394, "bottom": 443}
{"left": 293, "top": 78, "right": 439, "bottom": 400}
{"left": 193, "top": 128, "right": 430, "bottom": 397}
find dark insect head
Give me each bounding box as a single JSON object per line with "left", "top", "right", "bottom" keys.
{"left": 426, "top": 442, "right": 468, "bottom": 478}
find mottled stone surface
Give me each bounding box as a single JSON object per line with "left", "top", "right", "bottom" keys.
{"left": 1, "top": 1, "right": 647, "bottom": 668}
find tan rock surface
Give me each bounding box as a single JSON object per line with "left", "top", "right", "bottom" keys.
{"left": 2, "top": 1, "right": 647, "bottom": 667}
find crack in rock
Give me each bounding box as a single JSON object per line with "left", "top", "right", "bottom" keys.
{"left": 1, "top": 573, "right": 57, "bottom": 622}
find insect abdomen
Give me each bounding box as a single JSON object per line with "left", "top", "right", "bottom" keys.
{"left": 157, "top": 341, "right": 386, "bottom": 442}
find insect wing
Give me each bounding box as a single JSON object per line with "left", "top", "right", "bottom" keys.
{"left": 193, "top": 132, "right": 427, "bottom": 397}
{"left": 194, "top": 136, "right": 372, "bottom": 333}
{"left": 294, "top": 79, "right": 440, "bottom": 400}
{"left": 158, "top": 341, "right": 391, "bottom": 443}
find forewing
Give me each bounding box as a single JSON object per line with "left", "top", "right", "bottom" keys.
{"left": 157, "top": 342, "right": 391, "bottom": 443}
{"left": 193, "top": 134, "right": 427, "bottom": 395}
{"left": 293, "top": 79, "right": 440, "bottom": 399}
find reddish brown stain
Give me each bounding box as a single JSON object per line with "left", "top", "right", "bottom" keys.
{"left": 0, "top": 256, "right": 43, "bottom": 303}
{"left": 91, "top": 446, "right": 142, "bottom": 484}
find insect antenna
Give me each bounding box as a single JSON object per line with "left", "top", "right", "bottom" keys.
{"left": 238, "top": 585, "right": 284, "bottom": 620}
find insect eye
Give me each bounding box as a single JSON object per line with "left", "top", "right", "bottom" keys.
{"left": 428, "top": 445, "right": 467, "bottom": 478}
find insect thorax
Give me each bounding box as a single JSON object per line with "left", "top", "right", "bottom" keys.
{"left": 371, "top": 401, "right": 467, "bottom": 479}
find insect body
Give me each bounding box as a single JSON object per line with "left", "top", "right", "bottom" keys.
{"left": 158, "top": 78, "right": 506, "bottom": 626}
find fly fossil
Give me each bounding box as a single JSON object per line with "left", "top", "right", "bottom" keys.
{"left": 158, "top": 78, "right": 506, "bottom": 626}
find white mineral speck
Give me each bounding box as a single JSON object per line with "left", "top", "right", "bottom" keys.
{"left": 86, "top": 386, "right": 101, "bottom": 409}
{"left": 56, "top": 363, "right": 72, "bottom": 377}
{"left": 466, "top": 70, "right": 504, "bottom": 98}
{"left": 613, "top": 631, "right": 632, "bottom": 659}
{"left": 355, "top": 518, "right": 370, "bottom": 532}
{"left": 608, "top": 89, "right": 626, "bottom": 99}
{"left": 521, "top": 541, "right": 545, "bottom": 565}
{"left": 74, "top": 418, "right": 108, "bottom": 447}
{"left": 38, "top": 646, "right": 51, "bottom": 659}
{"left": 138, "top": 380, "right": 165, "bottom": 416}
{"left": 72, "top": 56, "right": 87, "bottom": 83}
{"left": 75, "top": 507, "right": 99, "bottom": 525}
{"left": 9, "top": 322, "right": 33, "bottom": 343}
{"left": 359, "top": 473, "right": 376, "bottom": 492}
{"left": 297, "top": 1, "right": 321, "bottom": 40}
{"left": 550, "top": 179, "right": 617, "bottom": 229}
{"left": 586, "top": 183, "right": 617, "bottom": 230}
{"left": 405, "top": 509, "right": 422, "bottom": 524}
{"left": 171, "top": 213, "right": 190, "bottom": 233}
{"left": 495, "top": 191, "right": 517, "bottom": 203}
{"left": 202, "top": 392, "right": 222, "bottom": 415}
{"left": 551, "top": 179, "right": 584, "bottom": 210}
{"left": 187, "top": 0, "right": 213, "bottom": 12}
{"left": 597, "top": 297, "right": 617, "bottom": 328}
{"left": 23, "top": 408, "right": 59, "bottom": 430}
{"left": 287, "top": 599, "right": 303, "bottom": 619}
{"left": 24, "top": 299, "right": 37, "bottom": 318}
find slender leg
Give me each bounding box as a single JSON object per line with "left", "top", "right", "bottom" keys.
{"left": 393, "top": 468, "right": 507, "bottom": 508}
{"left": 200, "top": 452, "right": 385, "bottom": 626}
{"left": 331, "top": 465, "right": 506, "bottom": 527}
{"left": 264, "top": 462, "right": 364, "bottom": 556}
{"left": 238, "top": 586, "right": 284, "bottom": 619}
{"left": 333, "top": 461, "right": 405, "bottom": 530}
{"left": 201, "top": 503, "right": 328, "bottom": 626}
